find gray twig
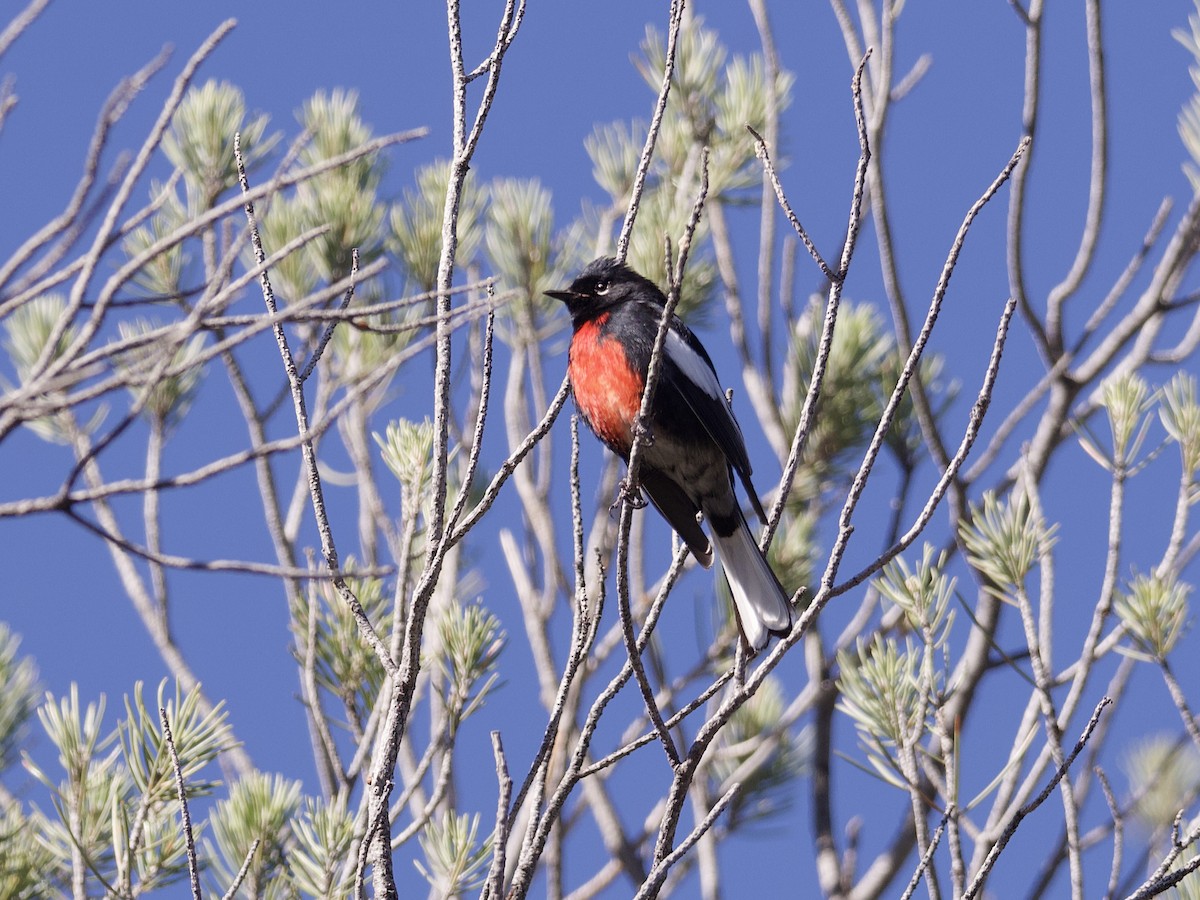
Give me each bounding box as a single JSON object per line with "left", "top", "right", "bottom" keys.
{"left": 615, "top": 0, "right": 686, "bottom": 262}
{"left": 159, "top": 707, "right": 202, "bottom": 900}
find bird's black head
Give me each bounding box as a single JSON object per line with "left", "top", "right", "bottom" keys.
{"left": 545, "top": 257, "right": 667, "bottom": 326}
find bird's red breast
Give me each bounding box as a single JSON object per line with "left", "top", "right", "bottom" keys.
{"left": 568, "top": 313, "right": 644, "bottom": 454}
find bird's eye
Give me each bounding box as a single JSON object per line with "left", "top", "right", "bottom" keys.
{"left": 594, "top": 280, "right": 610, "bottom": 295}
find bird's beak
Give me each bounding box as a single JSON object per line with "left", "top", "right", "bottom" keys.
{"left": 544, "top": 289, "right": 577, "bottom": 303}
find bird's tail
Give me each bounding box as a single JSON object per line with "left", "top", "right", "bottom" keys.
{"left": 712, "top": 512, "right": 793, "bottom": 650}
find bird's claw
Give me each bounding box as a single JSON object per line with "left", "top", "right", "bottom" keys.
{"left": 612, "top": 477, "right": 648, "bottom": 512}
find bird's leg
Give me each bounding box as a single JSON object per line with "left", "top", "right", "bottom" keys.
{"left": 613, "top": 475, "right": 647, "bottom": 511}
{"left": 612, "top": 415, "right": 656, "bottom": 511}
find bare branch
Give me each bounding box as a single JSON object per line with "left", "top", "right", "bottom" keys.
{"left": 235, "top": 132, "right": 397, "bottom": 678}
{"left": 488, "top": 732, "right": 513, "bottom": 898}
{"left": 159, "top": 707, "right": 202, "bottom": 900}
{"left": 962, "top": 698, "right": 1110, "bottom": 900}
{"left": 615, "top": 0, "right": 686, "bottom": 262}
{"left": 633, "top": 783, "right": 740, "bottom": 900}
{"left": 749, "top": 124, "right": 837, "bottom": 282}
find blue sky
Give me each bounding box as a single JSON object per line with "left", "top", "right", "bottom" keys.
{"left": 2, "top": 1, "right": 1199, "bottom": 897}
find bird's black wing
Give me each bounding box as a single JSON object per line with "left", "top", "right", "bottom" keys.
{"left": 661, "top": 321, "right": 769, "bottom": 523}
{"left": 638, "top": 468, "right": 713, "bottom": 567}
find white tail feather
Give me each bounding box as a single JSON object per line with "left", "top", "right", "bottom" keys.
{"left": 713, "top": 519, "right": 792, "bottom": 650}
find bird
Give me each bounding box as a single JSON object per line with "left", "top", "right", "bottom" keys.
{"left": 546, "top": 256, "right": 793, "bottom": 650}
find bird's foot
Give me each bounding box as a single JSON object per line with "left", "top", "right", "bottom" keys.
{"left": 613, "top": 476, "right": 648, "bottom": 512}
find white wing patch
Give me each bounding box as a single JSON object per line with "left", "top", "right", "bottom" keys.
{"left": 666, "top": 330, "right": 723, "bottom": 402}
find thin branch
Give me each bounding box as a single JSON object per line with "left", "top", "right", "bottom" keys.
{"left": 1006, "top": 0, "right": 1054, "bottom": 364}
{"left": 0, "top": 300, "right": 480, "bottom": 521}
{"left": 612, "top": 150, "right": 711, "bottom": 766}
{"left": 1123, "top": 814, "right": 1200, "bottom": 900}
{"left": 0, "top": 128, "right": 428, "bottom": 439}
{"left": 61, "top": 506, "right": 393, "bottom": 578}
{"left": 767, "top": 49, "right": 873, "bottom": 542}
{"left": 839, "top": 296, "right": 1018, "bottom": 602}
{"left": 31, "top": 21, "right": 237, "bottom": 394}
{"left": 962, "top": 698, "right": 1110, "bottom": 900}
{"left": 1097, "top": 767, "right": 1123, "bottom": 900}
{"left": 159, "top": 707, "right": 202, "bottom": 900}
{"left": 221, "top": 839, "right": 262, "bottom": 900}
{"left": 632, "top": 784, "right": 740, "bottom": 900}
{"left": 1073, "top": 201, "right": 1171, "bottom": 355}
{"left": 365, "top": 4, "right": 523, "bottom": 890}
{"left": 827, "top": 133, "right": 1031, "bottom": 595}
{"left": 1044, "top": 0, "right": 1107, "bottom": 350}
{"left": 0, "top": 0, "right": 50, "bottom": 60}
{"left": 615, "top": 0, "right": 686, "bottom": 262}
{"left": 577, "top": 671, "right": 734, "bottom": 779}
{"left": 488, "top": 732, "right": 513, "bottom": 899}
{"left": 298, "top": 248, "right": 359, "bottom": 383}
{"left": 899, "top": 807, "right": 952, "bottom": 900}
{"left": 507, "top": 545, "right": 690, "bottom": 899}
{"left": 748, "top": 124, "right": 837, "bottom": 282}
{"left": 0, "top": 45, "right": 169, "bottom": 291}
{"left": 446, "top": 307, "right": 497, "bottom": 535}
{"left": 448, "top": 377, "right": 571, "bottom": 546}
{"left": 235, "top": 134, "right": 397, "bottom": 678}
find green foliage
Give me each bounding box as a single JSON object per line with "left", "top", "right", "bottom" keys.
{"left": 390, "top": 158, "right": 485, "bottom": 292}
{"left": 484, "top": 177, "right": 585, "bottom": 344}
{"left": 120, "top": 679, "right": 232, "bottom": 803}
{"left": 1173, "top": 842, "right": 1200, "bottom": 900}
{"left": 3, "top": 294, "right": 72, "bottom": 377}
{"left": 289, "top": 795, "right": 357, "bottom": 899}
{"left": 875, "top": 544, "right": 955, "bottom": 644}
{"left": 20, "top": 679, "right": 231, "bottom": 896}
{"left": 586, "top": 118, "right": 644, "bottom": 202}
{"left": 636, "top": 16, "right": 793, "bottom": 199}
{"left": 206, "top": 771, "right": 302, "bottom": 898}
{"left": 434, "top": 598, "right": 505, "bottom": 728}
{"left": 0, "top": 800, "right": 57, "bottom": 898}
{"left": 837, "top": 634, "right": 930, "bottom": 787}
{"left": 252, "top": 89, "right": 387, "bottom": 302}
{"left": 960, "top": 491, "right": 1058, "bottom": 600}
{"left": 415, "top": 810, "right": 491, "bottom": 897}
{"left": 1160, "top": 372, "right": 1200, "bottom": 477}
{"left": 708, "top": 677, "right": 808, "bottom": 827}
{"left": 295, "top": 89, "right": 386, "bottom": 282}
{"left": 300, "top": 88, "right": 380, "bottom": 193}
{"left": 485, "top": 178, "right": 555, "bottom": 297}
{"left": 376, "top": 417, "right": 436, "bottom": 517}
{"left": 290, "top": 565, "right": 394, "bottom": 736}
{"left": 583, "top": 15, "right": 796, "bottom": 319}
{"left": 711, "top": 54, "right": 793, "bottom": 194}
{"left": 767, "top": 509, "right": 816, "bottom": 604}
{"left": 1115, "top": 571, "right": 1192, "bottom": 660}
{"left": 1080, "top": 371, "right": 1156, "bottom": 472}
{"left": 625, "top": 185, "right": 717, "bottom": 320}
{"left": 2, "top": 293, "right": 86, "bottom": 443}
{"left": 1122, "top": 735, "right": 1200, "bottom": 830}
{"left": 254, "top": 189, "right": 321, "bottom": 301}
{"left": 114, "top": 319, "right": 206, "bottom": 429}
{"left": 0, "top": 622, "right": 39, "bottom": 772}
{"left": 783, "top": 300, "right": 895, "bottom": 506}
{"left": 121, "top": 181, "right": 191, "bottom": 300}
{"left": 1174, "top": 1, "right": 1200, "bottom": 193}
{"left": 163, "top": 79, "right": 279, "bottom": 212}
{"left": 24, "top": 686, "right": 124, "bottom": 881}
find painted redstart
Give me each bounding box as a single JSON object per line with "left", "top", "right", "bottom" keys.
{"left": 546, "top": 257, "right": 793, "bottom": 650}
